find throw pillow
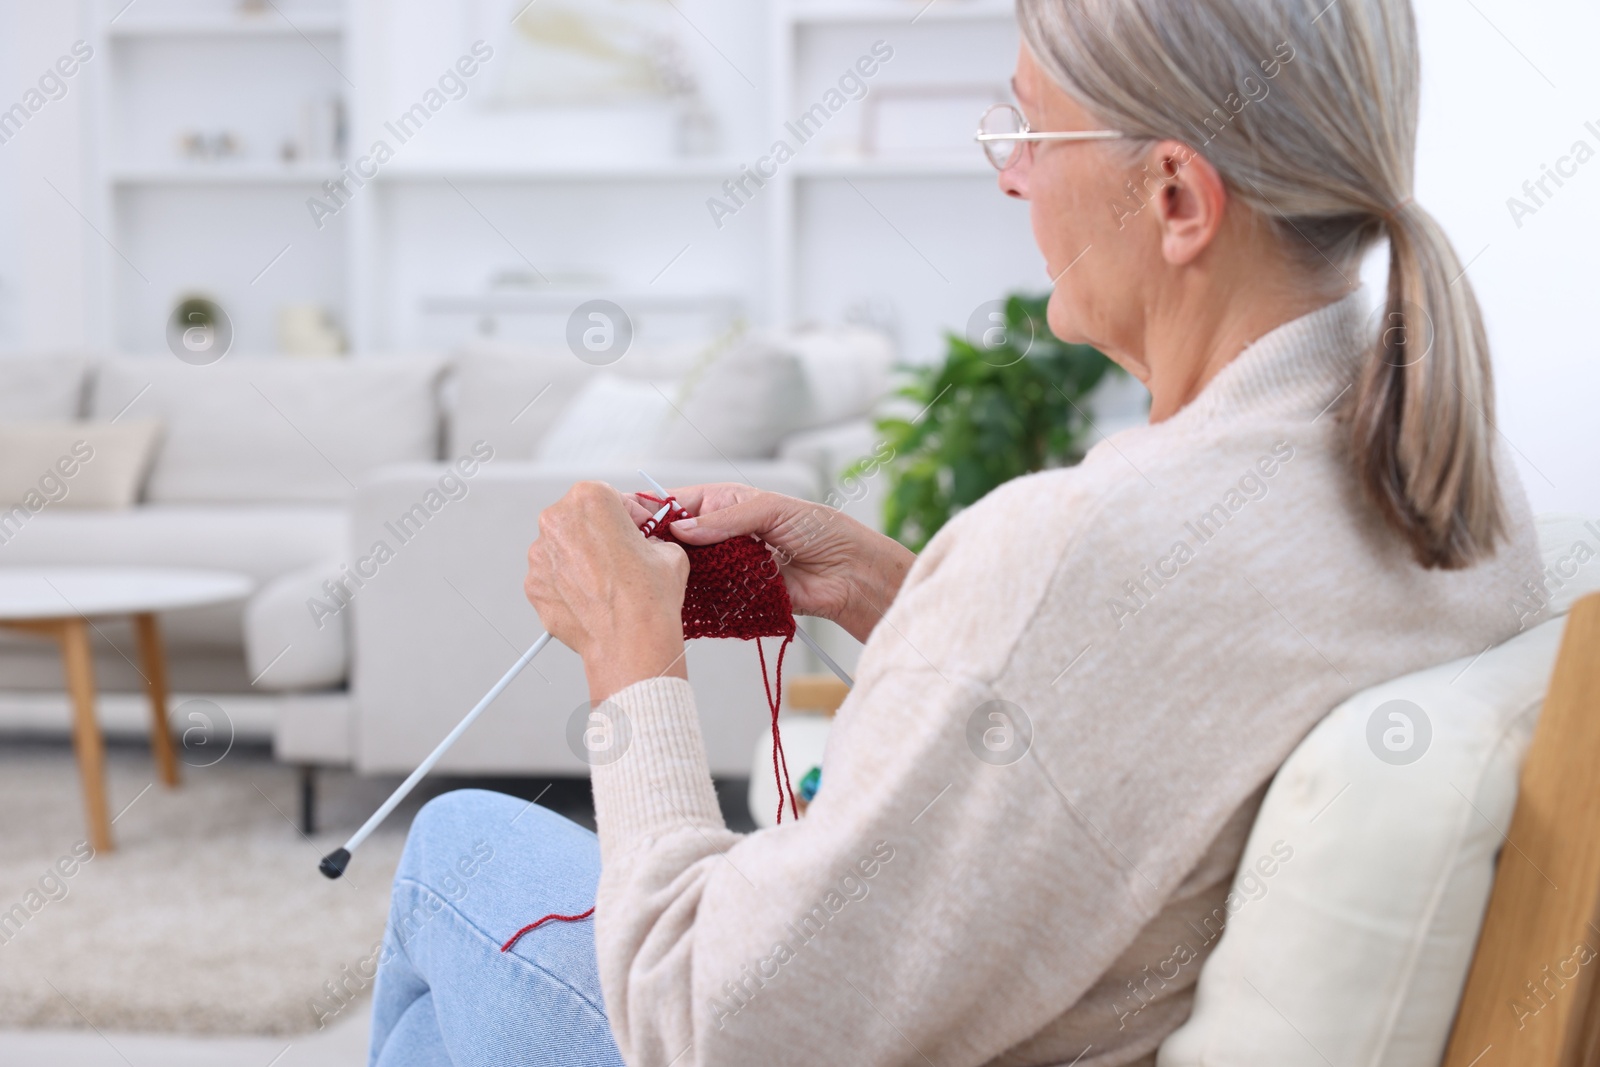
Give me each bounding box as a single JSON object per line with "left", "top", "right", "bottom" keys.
{"left": 446, "top": 342, "right": 593, "bottom": 461}
{"left": 534, "top": 374, "right": 676, "bottom": 464}
{"left": 654, "top": 336, "right": 810, "bottom": 460}
{"left": 0, "top": 420, "right": 163, "bottom": 510}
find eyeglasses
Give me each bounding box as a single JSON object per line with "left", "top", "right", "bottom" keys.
{"left": 974, "top": 103, "right": 1127, "bottom": 171}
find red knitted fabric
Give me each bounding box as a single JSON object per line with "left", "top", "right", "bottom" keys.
{"left": 640, "top": 493, "right": 799, "bottom": 825}
{"left": 501, "top": 494, "right": 800, "bottom": 954}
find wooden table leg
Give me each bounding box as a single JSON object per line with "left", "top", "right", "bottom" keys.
{"left": 58, "top": 618, "right": 114, "bottom": 854}
{"left": 133, "top": 612, "right": 180, "bottom": 788}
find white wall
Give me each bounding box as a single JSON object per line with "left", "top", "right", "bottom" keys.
{"left": 1409, "top": 0, "right": 1598, "bottom": 515}
{"left": 0, "top": 0, "right": 94, "bottom": 351}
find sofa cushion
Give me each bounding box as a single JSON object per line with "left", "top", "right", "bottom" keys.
{"left": 654, "top": 335, "right": 809, "bottom": 460}
{"left": 1159, "top": 514, "right": 1600, "bottom": 1066}
{"left": 445, "top": 338, "right": 722, "bottom": 462}
{"left": 534, "top": 374, "right": 676, "bottom": 464}
{"left": 0, "top": 504, "right": 346, "bottom": 650}
{"left": 784, "top": 325, "right": 895, "bottom": 426}
{"left": 244, "top": 560, "right": 349, "bottom": 691}
{"left": 89, "top": 356, "right": 444, "bottom": 504}
{"left": 447, "top": 327, "right": 896, "bottom": 463}
{"left": 653, "top": 326, "right": 894, "bottom": 461}
{"left": 0, "top": 353, "right": 87, "bottom": 419}
{"left": 0, "top": 420, "right": 162, "bottom": 509}
{"left": 446, "top": 343, "right": 592, "bottom": 462}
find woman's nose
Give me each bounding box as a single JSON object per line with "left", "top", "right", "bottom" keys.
{"left": 998, "top": 151, "right": 1029, "bottom": 199}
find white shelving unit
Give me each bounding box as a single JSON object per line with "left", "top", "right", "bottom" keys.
{"left": 770, "top": 0, "right": 1040, "bottom": 357}
{"left": 87, "top": 0, "right": 350, "bottom": 354}
{"left": 85, "top": 0, "right": 1043, "bottom": 361}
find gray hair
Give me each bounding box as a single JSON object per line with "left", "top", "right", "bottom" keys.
{"left": 1018, "top": 0, "right": 1506, "bottom": 569}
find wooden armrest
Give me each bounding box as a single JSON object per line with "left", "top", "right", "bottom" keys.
{"left": 785, "top": 675, "right": 850, "bottom": 717}
{"left": 1443, "top": 592, "right": 1600, "bottom": 1066}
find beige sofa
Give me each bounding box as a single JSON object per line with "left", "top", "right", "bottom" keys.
{"left": 0, "top": 328, "right": 893, "bottom": 824}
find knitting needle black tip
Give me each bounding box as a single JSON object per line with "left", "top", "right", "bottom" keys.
{"left": 319, "top": 847, "right": 351, "bottom": 880}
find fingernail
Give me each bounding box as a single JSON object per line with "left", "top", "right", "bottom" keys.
{"left": 675, "top": 517, "right": 697, "bottom": 530}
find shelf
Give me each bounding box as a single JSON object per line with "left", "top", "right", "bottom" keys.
{"left": 374, "top": 158, "right": 994, "bottom": 183}
{"left": 785, "top": 1, "right": 1014, "bottom": 25}
{"left": 375, "top": 160, "right": 742, "bottom": 183}
{"left": 109, "top": 164, "right": 346, "bottom": 185}
{"left": 106, "top": 12, "right": 343, "bottom": 37}
{"left": 793, "top": 156, "right": 994, "bottom": 178}
{"left": 420, "top": 292, "right": 744, "bottom": 315}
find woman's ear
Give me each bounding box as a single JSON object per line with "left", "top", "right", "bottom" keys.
{"left": 1149, "top": 142, "right": 1228, "bottom": 266}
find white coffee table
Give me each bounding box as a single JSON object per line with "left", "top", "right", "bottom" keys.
{"left": 0, "top": 567, "right": 253, "bottom": 851}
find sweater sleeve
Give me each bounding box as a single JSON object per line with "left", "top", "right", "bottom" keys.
{"left": 588, "top": 480, "right": 1169, "bottom": 1066}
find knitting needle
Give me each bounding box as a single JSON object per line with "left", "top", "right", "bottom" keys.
{"left": 637, "top": 469, "right": 672, "bottom": 501}
{"left": 321, "top": 493, "right": 682, "bottom": 880}
{"left": 637, "top": 469, "right": 855, "bottom": 690}
{"left": 793, "top": 626, "right": 854, "bottom": 689}
{"left": 319, "top": 633, "right": 551, "bottom": 879}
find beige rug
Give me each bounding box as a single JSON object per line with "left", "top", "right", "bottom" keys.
{"left": 0, "top": 742, "right": 408, "bottom": 1036}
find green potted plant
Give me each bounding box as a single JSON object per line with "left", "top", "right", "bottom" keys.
{"left": 860, "top": 293, "right": 1130, "bottom": 551}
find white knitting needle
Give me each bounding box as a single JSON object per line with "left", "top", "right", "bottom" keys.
{"left": 320, "top": 634, "right": 550, "bottom": 878}
{"left": 321, "top": 492, "right": 680, "bottom": 880}
{"left": 637, "top": 469, "right": 855, "bottom": 690}
{"left": 793, "top": 626, "right": 854, "bottom": 689}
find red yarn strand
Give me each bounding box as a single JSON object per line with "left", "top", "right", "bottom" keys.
{"left": 499, "top": 906, "right": 596, "bottom": 953}
{"left": 757, "top": 635, "right": 798, "bottom": 823}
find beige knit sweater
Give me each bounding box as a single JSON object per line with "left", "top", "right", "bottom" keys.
{"left": 591, "top": 293, "right": 1542, "bottom": 1067}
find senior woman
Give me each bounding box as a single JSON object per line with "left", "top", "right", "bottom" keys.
{"left": 368, "top": 0, "right": 1542, "bottom": 1063}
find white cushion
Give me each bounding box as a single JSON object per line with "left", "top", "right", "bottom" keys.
{"left": 446, "top": 338, "right": 728, "bottom": 462}
{"left": 534, "top": 374, "right": 675, "bottom": 464}
{"left": 0, "top": 353, "right": 87, "bottom": 419}
{"left": 446, "top": 343, "right": 592, "bottom": 461}
{"left": 244, "top": 560, "right": 349, "bottom": 691}
{"left": 655, "top": 327, "right": 894, "bottom": 461}
{"left": 1159, "top": 514, "right": 1600, "bottom": 1066}
{"left": 783, "top": 325, "right": 895, "bottom": 426}
{"left": 450, "top": 327, "right": 895, "bottom": 463}
{"left": 655, "top": 335, "right": 811, "bottom": 460}
{"left": 0, "top": 420, "right": 162, "bottom": 509}
{"left": 89, "top": 356, "right": 444, "bottom": 504}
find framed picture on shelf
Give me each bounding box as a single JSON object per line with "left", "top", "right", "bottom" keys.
{"left": 467, "top": 0, "right": 697, "bottom": 108}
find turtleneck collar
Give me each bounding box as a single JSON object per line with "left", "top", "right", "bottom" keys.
{"left": 1165, "top": 290, "right": 1369, "bottom": 428}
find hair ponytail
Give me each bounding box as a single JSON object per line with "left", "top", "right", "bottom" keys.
{"left": 1349, "top": 204, "right": 1506, "bottom": 568}
{"left": 1018, "top": 0, "right": 1511, "bottom": 569}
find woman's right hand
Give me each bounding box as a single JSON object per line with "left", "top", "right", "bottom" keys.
{"left": 625, "top": 484, "right": 915, "bottom": 645}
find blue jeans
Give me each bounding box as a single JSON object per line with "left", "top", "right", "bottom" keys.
{"left": 368, "top": 789, "right": 626, "bottom": 1067}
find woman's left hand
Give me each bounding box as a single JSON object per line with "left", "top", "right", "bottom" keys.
{"left": 524, "top": 481, "right": 690, "bottom": 703}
